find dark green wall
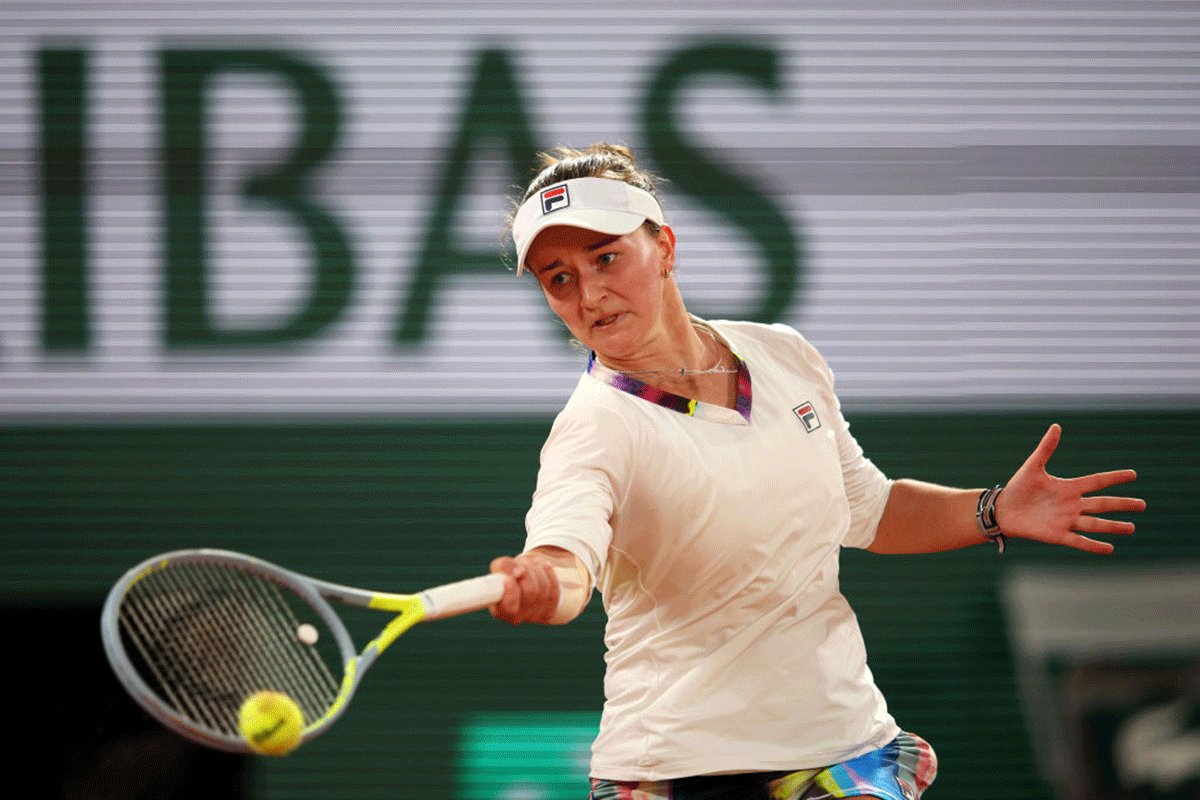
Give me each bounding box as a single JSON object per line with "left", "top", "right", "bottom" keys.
{"left": 3, "top": 411, "right": 1193, "bottom": 798}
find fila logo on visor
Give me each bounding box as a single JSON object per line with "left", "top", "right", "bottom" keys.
{"left": 541, "top": 184, "right": 570, "bottom": 214}
{"left": 793, "top": 402, "right": 821, "bottom": 433}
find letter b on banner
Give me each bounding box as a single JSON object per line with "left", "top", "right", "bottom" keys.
{"left": 161, "top": 49, "right": 353, "bottom": 348}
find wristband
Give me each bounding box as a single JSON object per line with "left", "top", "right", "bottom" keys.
{"left": 976, "top": 484, "right": 1006, "bottom": 553}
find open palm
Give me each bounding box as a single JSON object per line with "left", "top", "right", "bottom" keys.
{"left": 994, "top": 424, "right": 1146, "bottom": 554}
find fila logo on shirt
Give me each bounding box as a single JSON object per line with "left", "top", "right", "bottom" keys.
{"left": 793, "top": 402, "right": 821, "bottom": 433}
{"left": 541, "top": 184, "right": 570, "bottom": 214}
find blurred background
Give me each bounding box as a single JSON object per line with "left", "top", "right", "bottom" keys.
{"left": 2, "top": 2, "right": 1197, "bottom": 798}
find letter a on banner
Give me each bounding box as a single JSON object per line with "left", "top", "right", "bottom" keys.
{"left": 394, "top": 48, "right": 541, "bottom": 345}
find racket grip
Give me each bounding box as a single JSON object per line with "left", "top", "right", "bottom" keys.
{"left": 419, "top": 573, "right": 507, "bottom": 621}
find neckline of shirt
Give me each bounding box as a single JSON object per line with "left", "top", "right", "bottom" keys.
{"left": 585, "top": 320, "right": 753, "bottom": 424}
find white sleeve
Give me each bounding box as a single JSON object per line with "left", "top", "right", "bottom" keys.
{"left": 789, "top": 328, "right": 892, "bottom": 549}
{"left": 833, "top": 407, "right": 893, "bottom": 549}
{"left": 523, "top": 405, "right": 630, "bottom": 585}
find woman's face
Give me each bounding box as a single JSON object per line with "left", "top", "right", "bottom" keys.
{"left": 525, "top": 223, "right": 677, "bottom": 365}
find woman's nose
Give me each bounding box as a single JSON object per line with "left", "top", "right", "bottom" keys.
{"left": 578, "top": 270, "right": 607, "bottom": 307}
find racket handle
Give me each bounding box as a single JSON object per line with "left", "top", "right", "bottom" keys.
{"left": 419, "top": 573, "right": 507, "bottom": 621}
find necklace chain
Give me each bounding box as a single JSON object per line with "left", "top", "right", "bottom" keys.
{"left": 616, "top": 327, "right": 738, "bottom": 376}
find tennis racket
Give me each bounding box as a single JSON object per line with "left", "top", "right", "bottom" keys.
{"left": 100, "top": 548, "right": 506, "bottom": 754}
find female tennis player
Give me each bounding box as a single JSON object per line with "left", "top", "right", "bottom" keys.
{"left": 488, "top": 144, "right": 1145, "bottom": 800}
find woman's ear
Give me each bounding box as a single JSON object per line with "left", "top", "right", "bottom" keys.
{"left": 658, "top": 224, "right": 677, "bottom": 276}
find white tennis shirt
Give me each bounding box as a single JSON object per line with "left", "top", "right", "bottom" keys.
{"left": 524, "top": 319, "right": 900, "bottom": 781}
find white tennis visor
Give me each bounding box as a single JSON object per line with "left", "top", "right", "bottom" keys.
{"left": 511, "top": 177, "right": 665, "bottom": 274}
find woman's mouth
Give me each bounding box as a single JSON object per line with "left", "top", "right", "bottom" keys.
{"left": 593, "top": 313, "right": 621, "bottom": 328}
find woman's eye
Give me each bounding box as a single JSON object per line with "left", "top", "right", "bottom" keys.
{"left": 597, "top": 252, "right": 616, "bottom": 266}
{"left": 549, "top": 272, "right": 571, "bottom": 287}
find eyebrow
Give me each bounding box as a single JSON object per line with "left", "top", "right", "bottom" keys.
{"left": 533, "top": 235, "right": 621, "bottom": 275}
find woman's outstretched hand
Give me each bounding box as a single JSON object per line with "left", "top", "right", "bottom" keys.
{"left": 994, "top": 424, "right": 1146, "bottom": 554}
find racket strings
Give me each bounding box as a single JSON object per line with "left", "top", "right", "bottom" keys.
{"left": 121, "top": 564, "right": 249, "bottom": 734}
{"left": 121, "top": 575, "right": 216, "bottom": 730}
{"left": 223, "top": 564, "right": 343, "bottom": 719}
{"left": 167, "top": 562, "right": 336, "bottom": 725}
{"left": 118, "top": 561, "right": 341, "bottom": 738}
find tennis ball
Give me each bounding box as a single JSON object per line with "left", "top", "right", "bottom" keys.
{"left": 238, "top": 691, "right": 304, "bottom": 755}
{"left": 296, "top": 623, "right": 319, "bottom": 645}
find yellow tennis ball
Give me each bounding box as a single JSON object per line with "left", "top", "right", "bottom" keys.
{"left": 238, "top": 691, "right": 304, "bottom": 755}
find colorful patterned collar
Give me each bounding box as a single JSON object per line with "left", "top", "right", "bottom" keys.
{"left": 586, "top": 332, "right": 752, "bottom": 423}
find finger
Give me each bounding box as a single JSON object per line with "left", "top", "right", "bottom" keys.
{"left": 488, "top": 557, "right": 525, "bottom": 623}
{"left": 489, "top": 555, "right": 518, "bottom": 576}
{"left": 1080, "top": 495, "right": 1147, "bottom": 515}
{"left": 1024, "top": 423, "right": 1062, "bottom": 472}
{"left": 1073, "top": 469, "right": 1139, "bottom": 495}
{"left": 528, "top": 560, "right": 561, "bottom": 624}
{"left": 1074, "top": 516, "right": 1137, "bottom": 536}
{"left": 514, "top": 556, "right": 560, "bottom": 624}
{"left": 1063, "top": 534, "right": 1116, "bottom": 555}
{"left": 488, "top": 573, "right": 521, "bottom": 622}
{"left": 513, "top": 561, "right": 545, "bottom": 623}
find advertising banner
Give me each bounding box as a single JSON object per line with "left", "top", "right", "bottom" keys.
{"left": 4, "top": 2, "right": 1197, "bottom": 417}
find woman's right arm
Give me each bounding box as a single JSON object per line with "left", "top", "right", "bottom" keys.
{"left": 489, "top": 545, "right": 593, "bottom": 625}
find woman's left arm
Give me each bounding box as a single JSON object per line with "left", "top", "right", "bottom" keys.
{"left": 867, "top": 424, "right": 1146, "bottom": 555}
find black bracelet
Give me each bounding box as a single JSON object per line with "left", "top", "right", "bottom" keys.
{"left": 976, "top": 484, "right": 1006, "bottom": 553}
